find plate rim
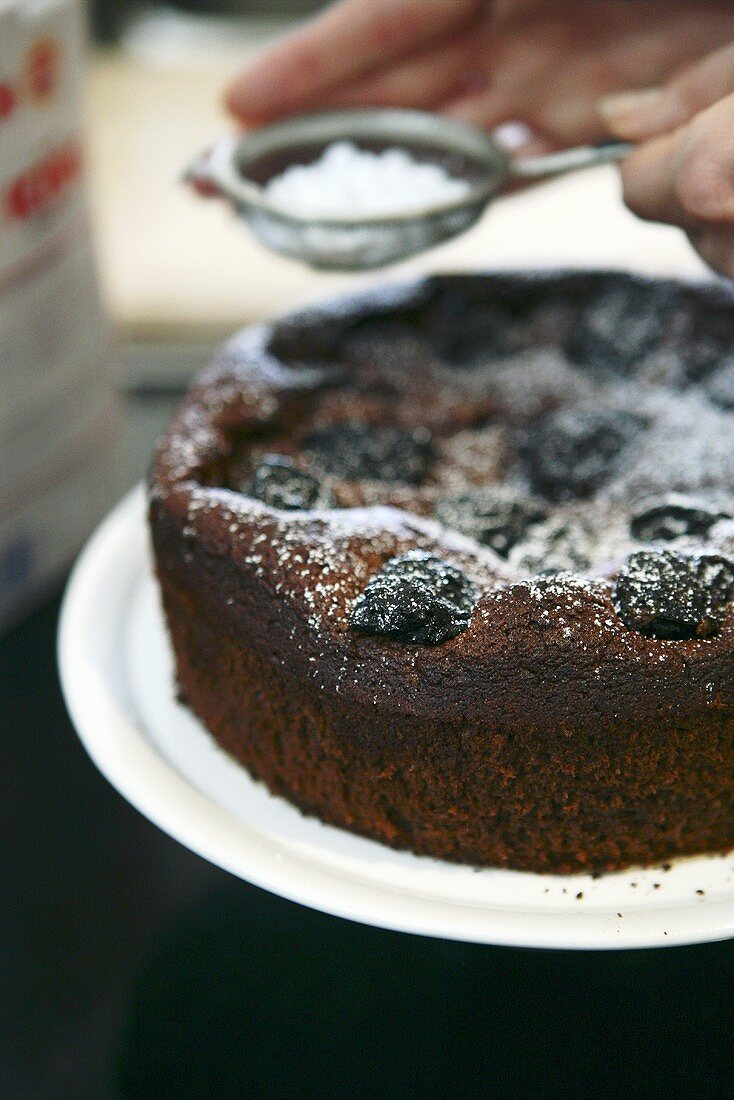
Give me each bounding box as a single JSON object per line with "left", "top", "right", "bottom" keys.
{"left": 58, "top": 485, "right": 734, "bottom": 950}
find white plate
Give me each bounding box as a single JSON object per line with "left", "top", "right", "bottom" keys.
{"left": 59, "top": 486, "right": 734, "bottom": 950}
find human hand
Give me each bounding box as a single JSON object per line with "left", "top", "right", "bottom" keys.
{"left": 601, "top": 42, "right": 734, "bottom": 278}
{"left": 226, "top": 0, "right": 734, "bottom": 155}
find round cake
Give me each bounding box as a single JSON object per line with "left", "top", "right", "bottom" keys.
{"left": 149, "top": 271, "right": 734, "bottom": 874}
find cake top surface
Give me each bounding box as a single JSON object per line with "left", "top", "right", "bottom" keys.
{"left": 150, "top": 271, "right": 734, "bottom": 688}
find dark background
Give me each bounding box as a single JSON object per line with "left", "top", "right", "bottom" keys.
{"left": 89, "top": 0, "right": 327, "bottom": 43}
{"left": 5, "top": 589, "right": 734, "bottom": 1099}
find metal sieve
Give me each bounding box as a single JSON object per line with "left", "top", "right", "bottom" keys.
{"left": 188, "top": 109, "right": 630, "bottom": 271}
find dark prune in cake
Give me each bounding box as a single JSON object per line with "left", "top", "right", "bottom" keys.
{"left": 630, "top": 494, "right": 733, "bottom": 543}
{"left": 565, "top": 284, "right": 667, "bottom": 376}
{"left": 423, "top": 279, "right": 543, "bottom": 366}
{"left": 349, "top": 551, "right": 476, "bottom": 645}
{"left": 248, "top": 455, "right": 327, "bottom": 510}
{"left": 432, "top": 304, "right": 525, "bottom": 367}
{"left": 614, "top": 549, "right": 734, "bottom": 639}
{"left": 435, "top": 489, "right": 546, "bottom": 558}
{"left": 304, "top": 421, "right": 434, "bottom": 484}
{"left": 339, "top": 319, "right": 433, "bottom": 375}
{"left": 521, "top": 408, "right": 642, "bottom": 502}
{"left": 509, "top": 515, "right": 595, "bottom": 575}
{"left": 675, "top": 298, "right": 734, "bottom": 382}
{"left": 267, "top": 280, "right": 434, "bottom": 365}
{"left": 704, "top": 359, "right": 734, "bottom": 409}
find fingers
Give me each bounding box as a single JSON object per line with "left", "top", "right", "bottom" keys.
{"left": 600, "top": 41, "right": 734, "bottom": 142}
{"left": 442, "top": 85, "right": 517, "bottom": 130}
{"left": 443, "top": 62, "right": 611, "bottom": 148}
{"left": 439, "top": 35, "right": 554, "bottom": 133}
{"left": 316, "top": 30, "right": 486, "bottom": 112}
{"left": 688, "top": 223, "right": 734, "bottom": 280}
{"left": 620, "top": 92, "right": 734, "bottom": 278}
{"left": 225, "top": 0, "right": 480, "bottom": 124}
{"left": 618, "top": 132, "right": 689, "bottom": 227}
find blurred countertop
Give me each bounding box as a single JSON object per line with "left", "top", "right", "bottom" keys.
{"left": 84, "top": 39, "right": 709, "bottom": 346}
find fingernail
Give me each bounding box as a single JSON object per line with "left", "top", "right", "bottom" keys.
{"left": 598, "top": 87, "right": 685, "bottom": 139}
{"left": 226, "top": 63, "right": 280, "bottom": 120}
{"left": 599, "top": 88, "right": 665, "bottom": 117}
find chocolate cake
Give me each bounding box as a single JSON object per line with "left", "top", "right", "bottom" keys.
{"left": 149, "top": 272, "right": 734, "bottom": 874}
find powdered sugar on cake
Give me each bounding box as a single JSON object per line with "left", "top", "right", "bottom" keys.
{"left": 153, "top": 273, "right": 734, "bottom": 653}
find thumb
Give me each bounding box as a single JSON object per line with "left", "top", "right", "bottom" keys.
{"left": 598, "top": 41, "right": 734, "bottom": 142}
{"left": 620, "top": 92, "right": 734, "bottom": 233}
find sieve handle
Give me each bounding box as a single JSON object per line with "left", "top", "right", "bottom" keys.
{"left": 509, "top": 141, "right": 632, "bottom": 180}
